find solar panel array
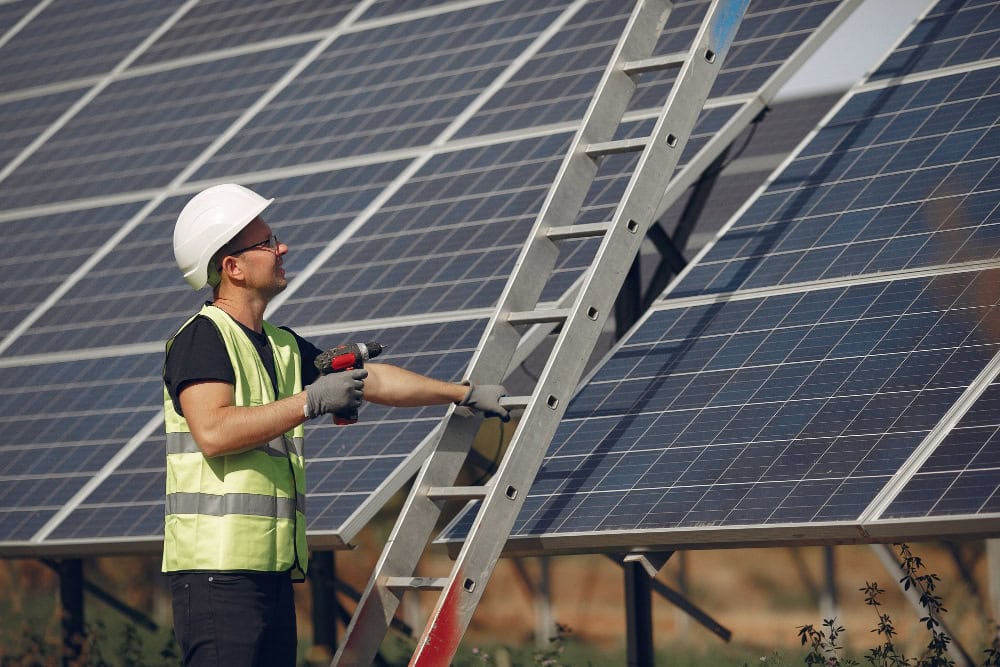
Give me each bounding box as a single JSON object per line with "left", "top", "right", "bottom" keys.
{"left": 0, "top": 0, "right": 855, "bottom": 556}
{"left": 441, "top": 0, "right": 1000, "bottom": 556}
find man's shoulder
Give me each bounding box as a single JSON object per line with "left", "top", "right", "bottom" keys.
{"left": 169, "top": 314, "right": 224, "bottom": 351}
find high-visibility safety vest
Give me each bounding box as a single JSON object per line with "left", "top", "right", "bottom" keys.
{"left": 162, "top": 304, "right": 308, "bottom": 580}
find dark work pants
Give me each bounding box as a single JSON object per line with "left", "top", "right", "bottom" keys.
{"left": 168, "top": 571, "right": 297, "bottom": 667}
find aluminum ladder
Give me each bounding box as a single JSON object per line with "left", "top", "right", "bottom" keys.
{"left": 333, "top": 1, "right": 749, "bottom": 664}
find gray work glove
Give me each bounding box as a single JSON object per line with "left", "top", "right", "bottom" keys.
{"left": 304, "top": 368, "right": 368, "bottom": 419}
{"left": 458, "top": 382, "right": 510, "bottom": 422}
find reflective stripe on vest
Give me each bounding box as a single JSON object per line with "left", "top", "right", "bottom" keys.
{"left": 166, "top": 492, "right": 305, "bottom": 518}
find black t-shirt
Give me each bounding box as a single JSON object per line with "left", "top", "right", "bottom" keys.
{"left": 163, "top": 313, "right": 323, "bottom": 417}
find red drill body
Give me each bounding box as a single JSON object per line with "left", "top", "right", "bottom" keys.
{"left": 314, "top": 342, "right": 384, "bottom": 424}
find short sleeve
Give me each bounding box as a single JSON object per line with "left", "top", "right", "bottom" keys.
{"left": 163, "top": 316, "right": 234, "bottom": 416}
{"left": 282, "top": 326, "right": 323, "bottom": 386}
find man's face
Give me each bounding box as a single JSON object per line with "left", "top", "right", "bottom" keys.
{"left": 228, "top": 216, "right": 288, "bottom": 298}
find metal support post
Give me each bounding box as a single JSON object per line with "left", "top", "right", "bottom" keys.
{"left": 608, "top": 553, "right": 730, "bottom": 642}
{"left": 819, "top": 546, "right": 838, "bottom": 622}
{"left": 625, "top": 561, "right": 655, "bottom": 667}
{"left": 41, "top": 558, "right": 158, "bottom": 631}
{"left": 58, "top": 558, "right": 85, "bottom": 667}
{"left": 311, "top": 551, "right": 340, "bottom": 659}
{"left": 989, "top": 540, "right": 1000, "bottom": 634}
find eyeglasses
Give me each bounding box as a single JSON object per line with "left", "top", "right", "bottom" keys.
{"left": 229, "top": 233, "right": 280, "bottom": 257}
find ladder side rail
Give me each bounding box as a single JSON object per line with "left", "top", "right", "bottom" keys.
{"left": 410, "top": 2, "right": 750, "bottom": 665}
{"left": 332, "top": 415, "right": 483, "bottom": 666}
{"left": 333, "top": 2, "right": 674, "bottom": 664}
{"left": 463, "top": 0, "right": 674, "bottom": 335}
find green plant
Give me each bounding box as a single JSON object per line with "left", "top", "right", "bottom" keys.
{"left": 860, "top": 580, "right": 909, "bottom": 667}
{"left": 794, "top": 543, "right": 1000, "bottom": 667}
{"left": 797, "top": 617, "right": 858, "bottom": 667}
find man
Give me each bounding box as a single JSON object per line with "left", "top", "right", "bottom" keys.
{"left": 162, "top": 183, "right": 508, "bottom": 666}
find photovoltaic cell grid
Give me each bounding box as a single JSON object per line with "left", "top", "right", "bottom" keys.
{"left": 443, "top": 0, "right": 1000, "bottom": 552}
{"left": 0, "top": 1, "right": 34, "bottom": 33}
{"left": 871, "top": 0, "right": 1000, "bottom": 81}
{"left": 132, "top": 0, "right": 355, "bottom": 66}
{"left": 445, "top": 270, "right": 1000, "bottom": 543}
{"left": 630, "top": 0, "right": 843, "bottom": 109}
{"left": 884, "top": 375, "right": 1000, "bottom": 520}
{"left": 277, "top": 133, "right": 570, "bottom": 325}
{"left": 0, "top": 353, "right": 164, "bottom": 543}
{"left": 457, "top": 0, "right": 840, "bottom": 139}
{"left": 2, "top": 159, "right": 410, "bottom": 358}
{"left": 0, "top": 0, "right": 859, "bottom": 552}
{"left": 0, "top": 0, "right": 183, "bottom": 92}
{"left": 0, "top": 41, "right": 316, "bottom": 211}
{"left": 360, "top": 0, "right": 461, "bottom": 20}
{"left": 193, "top": 1, "right": 574, "bottom": 179}
{"left": 0, "top": 89, "right": 86, "bottom": 167}
{"left": 673, "top": 65, "right": 1000, "bottom": 298}
{"left": 273, "top": 101, "right": 743, "bottom": 330}
{"left": 45, "top": 319, "right": 486, "bottom": 543}
{"left": 0, "top": 202, "right": 148, "bottom": 342}
{"left": 303, "top": 318, "right": 487, "bottom": 534}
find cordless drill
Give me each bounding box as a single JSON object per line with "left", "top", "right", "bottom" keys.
{"left": 314, "top": 341, "right": 385, "bottom": 425}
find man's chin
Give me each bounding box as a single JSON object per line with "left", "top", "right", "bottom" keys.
{"left": 267, "top": 278, "right": 288, "bottom": 298}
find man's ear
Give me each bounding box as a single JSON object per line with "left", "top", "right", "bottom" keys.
{"left": 218, "top": 255, "right": 244, "bottom": 283}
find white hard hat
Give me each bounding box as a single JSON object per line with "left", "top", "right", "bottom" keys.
{"left": 173, "top": 183, "right": 274, "bottom": 289}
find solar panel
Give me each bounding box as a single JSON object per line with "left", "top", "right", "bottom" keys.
{"left": 456, "top": 0, "right": 841, "bottom": 138}
{"left": 0, "top": 43, "right": 317, "bottom": 211}
{"left": 0, "top": 0, "right": 857, "bottom": 556}
{"left": 133, "top": 1, "right": 356, "bottom": 66}
{"left": 2, "top": 162, "right": 409, "bottom": 358}
{"left": 0, "top": 353, "right": 163, "bottom": 545}
{"left": 0, "top": 1, "right": 36, "bottom": 35}
{"left": 0, "top": 202, "right": 150, "bottom": 342}
{"left": 360, "top": 0, "right": 463, "bottom": 20}
{"left": 440, "top": 0, "right": 1000, "bottom": 555}
{"left": 674, "top": 66, "right": 1000, "bottom": 297}
{"left": 871, "top": 0, "right": 1000, "bottom": 80}
{"left": 0, "top": 0, "right": 182, "bottom": 92}
{"left": 881, "top": 376, "right": 1000, "bottom": 521}
{"left": 535, "top": 271, "right": 995, "bottom": 527}
{"left": 194, "top": 2, "right": 576, "bottom": 178}
{"left": 0, "top": 89, "right": 87, "bottom": 168}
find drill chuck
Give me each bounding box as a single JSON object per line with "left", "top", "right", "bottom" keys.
{"left": 314, "top": 341, "right": 385, "bottom": 375}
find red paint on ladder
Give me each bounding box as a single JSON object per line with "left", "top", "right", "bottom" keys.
{"left": 411, "top": 573, "right": 464, "bottom": 667}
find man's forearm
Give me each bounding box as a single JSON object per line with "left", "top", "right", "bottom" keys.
{"left": 201, "top": 396, "right": 310, "bottom": 456}
{"left": 364, "top": 363, "right": 466, "bottom": 407}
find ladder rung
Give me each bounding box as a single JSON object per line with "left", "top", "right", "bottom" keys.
{"left": 623, "top": 51, "right": 687, "bottom": 75}
{"left": 546, "top": 221, "right": 611, "bottom": 241}
{"left": 385, "top": 576, "right": 448, "bottom": 592}
{"left": 585, "top": 137, "right": 647, "bottom": 158}
{"left": 500, "top": 395, "right": 530, "bottom": 410}
{"left": 425, "top": 485, "right": 488, "bottom": 502}
{"left": 507, "top": 307, "right": 569, "bottom": 325}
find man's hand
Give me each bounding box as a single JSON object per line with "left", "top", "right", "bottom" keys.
{"left": 305, "top": 368, "right": 368, "bottom": 419}
{"left": 459, "top": 382, "right": 510, "bottom": 422}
